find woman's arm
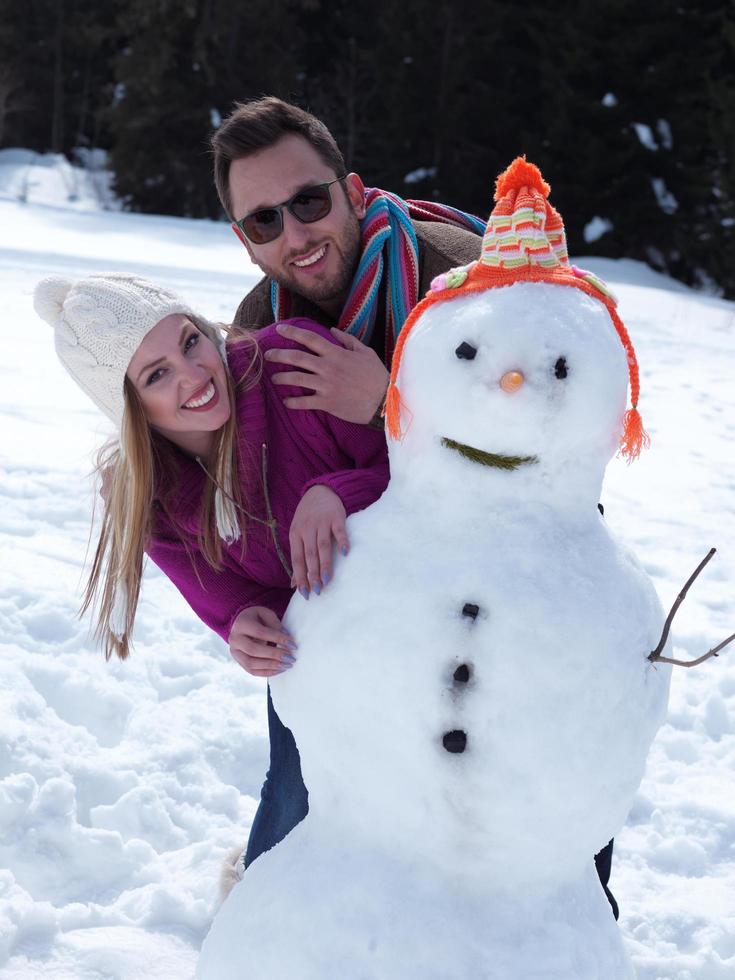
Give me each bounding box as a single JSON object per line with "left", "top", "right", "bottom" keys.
{"left": 288, "top": 484, "right": 349, "bottom": 596}
{"left": 146, "top": 522, "right": 295, "bottom": 676}
{"left": 287, "top": 331, "right": 391, "bottom": 594}
{"left": 255, "top": 318, "right": 391, "bottom": 511}
{"left": 290, "top": 432, "right": 389, "bottom": 596}
{"left": 253, "top": 319, "right": 391, "bottom": 596}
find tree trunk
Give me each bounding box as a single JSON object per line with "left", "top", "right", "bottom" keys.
{"left": 344, "top": 36, "right": 357, "bottom": 168}
{"left": 51, "top": 0, "right": 65, "bottom": 152}
{"left": 432, "top": 4, "right": 455, "bottom": 182}
{"left": 0, "top": 69, "right": 12, "bottom": 147}
{"left": 75, "top": 52, "right": 91, "bottom": 148}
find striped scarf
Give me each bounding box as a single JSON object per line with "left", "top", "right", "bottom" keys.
{"left": 270, "top": 188, "right": 485, "bottom": 362}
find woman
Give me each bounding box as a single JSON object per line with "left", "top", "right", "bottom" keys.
{"left": 33, "top": 272, "right": 389, "bottom": 875}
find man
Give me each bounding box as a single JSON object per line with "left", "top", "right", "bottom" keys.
{"left": 210, "top": 96, "right": 484, "bottom": 898}
{"left": 210, "top": 97, "right": 617, "bottom": 920}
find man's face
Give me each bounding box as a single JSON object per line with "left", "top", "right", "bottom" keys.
{"left": 229, "top": 134, "right": 365, "bottom": 314}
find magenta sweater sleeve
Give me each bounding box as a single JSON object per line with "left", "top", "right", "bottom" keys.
{"left": 300, "top": 414, "right": 389, "bottom": 515}
{"left": 146, "top": 517, "right": 291, "bottom": 643}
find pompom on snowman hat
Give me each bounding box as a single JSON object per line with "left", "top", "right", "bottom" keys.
{"left": 33, "top": 272, "right": 227, "bottom": 427}
{"left": 385, "top": 157, "right": 650, "bottom": 462}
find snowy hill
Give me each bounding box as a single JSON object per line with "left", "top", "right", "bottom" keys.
{"left": 0, "top": 179, "right": 733, "bottom": 978}
{"left": 0, "top": 149, "right": 121, "bottom": 213}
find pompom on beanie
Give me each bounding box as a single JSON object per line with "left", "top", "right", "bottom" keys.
{"left": 33, "top": 273, "right": 227, "bottom": 426}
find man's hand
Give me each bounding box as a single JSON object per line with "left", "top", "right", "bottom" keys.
{"left": 228, "top": 606, "right": 297, "bottom": 677}
{"left": 264, "top": 323, "right": 389, "bottom": 424}
{"left": 289, "top": 485, "right": 349, "bottom": 598}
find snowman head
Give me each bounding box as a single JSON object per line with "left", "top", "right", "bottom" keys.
{"left": 391, "top": 282, "right": 629, "bottom": 481}
{"left": 385, "top": 159, "right": 648, "bottom": 496}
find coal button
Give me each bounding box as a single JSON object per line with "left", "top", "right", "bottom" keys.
{"left": 442, "top": 730, "right": 467, "bottom": 753}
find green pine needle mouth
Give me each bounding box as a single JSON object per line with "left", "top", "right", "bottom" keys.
{"left": 441, "top": 437, "right": 538, "bottom": 470}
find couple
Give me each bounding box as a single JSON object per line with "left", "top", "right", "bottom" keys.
{"left": 35, "top": 97, "right": 482, "bottom": 889}
{"left": 35, "top": 96, "right": 616, "bottom": 913}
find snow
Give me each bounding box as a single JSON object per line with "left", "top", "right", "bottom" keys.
{"left": 404, "top": 165, "right": 438, "bottom": 184}
{"left": 633, "top": 123, "right": 659, "bottom": 152}
{"left": 1, "top": 156, "right": 734, "bottom": 978}
{"left": 657, "top": 120, "right": 673, "bottom": 151}
{"left": 652, "top": 177, "right": 679, "bottom": 215}
{"left": 0, "top": 149, "right": 120, "bottom": 213}
{"left": 584, "top": 215, "right": 614, "bottom": 243}
{"left": 603, "top": 93, "right": 618, "bottom": 108}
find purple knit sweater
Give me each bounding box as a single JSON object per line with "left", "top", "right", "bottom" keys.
{"left": 146, "top": 319, "right": 389, "bottom": 642}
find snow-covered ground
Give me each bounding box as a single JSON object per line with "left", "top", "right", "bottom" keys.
{"left": 0, "top": 154, "right": 733, "bottom": 979}
{"left": 0, "top": 149, "right": 120, "bottom": 214}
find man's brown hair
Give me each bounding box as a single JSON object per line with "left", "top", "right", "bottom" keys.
{"left": 211, "top": 96, "right": 346, "bottom": 218}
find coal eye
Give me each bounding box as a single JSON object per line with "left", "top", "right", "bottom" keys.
{"left": 554, "top": 356, "right": 568, "bottom": 379}
{"left": 455, "top": 342, "right": 477, "bottom": 360}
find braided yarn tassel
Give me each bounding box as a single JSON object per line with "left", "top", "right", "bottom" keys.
{"left": 608, "top": 307, "right": 650, "bottom": 461}
{"left": 384, "top": 383, "right": 403, "bottom": 441}
{"left": 619, "top": 407, "right": 650, "bottom": 461}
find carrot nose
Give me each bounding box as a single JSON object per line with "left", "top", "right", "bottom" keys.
{"left": 499, "top": 370, "right": 525, "bottom": 393}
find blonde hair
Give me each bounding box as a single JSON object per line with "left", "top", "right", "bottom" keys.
{"left": 81, "top": 330, "right": 261, "bottom": 661}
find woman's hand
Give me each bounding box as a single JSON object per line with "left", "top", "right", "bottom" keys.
{"left": 289, "top": 485, "right": 349, "bottom": 598}
{"left": 228, "top": 606, "right": 297, "bottom": 677}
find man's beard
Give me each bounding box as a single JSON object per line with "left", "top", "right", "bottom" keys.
{"left": 272, "top": 211, "right": 362, "bottom": 310}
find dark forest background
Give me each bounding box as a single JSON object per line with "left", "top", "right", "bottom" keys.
{"left": 2, "top": 0, "right": 734, "bottom": 295}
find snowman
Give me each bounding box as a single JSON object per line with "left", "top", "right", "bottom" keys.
{"left": 199, "top": 158, "right": 671, "bottom": 980}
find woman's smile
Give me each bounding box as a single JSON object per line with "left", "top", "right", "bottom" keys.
{"left": 182, "top": 378, "right": 219, "bottom": 411}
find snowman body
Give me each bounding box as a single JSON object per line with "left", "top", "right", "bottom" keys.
{"left": 199, "top": 284, "right": 671, "bottom": 980}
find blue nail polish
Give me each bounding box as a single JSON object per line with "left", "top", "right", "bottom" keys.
{"left": 312, "top": 582, "right": 321, "bottom": 596}
{"left": 281, "top": 654, "right": 296, "bottom": 665}
{"left": 286, "top": 640, "right": 298, "bottom": 651}
{"left": 298, "top": 587, "right": 310, "bottom": 600}
{"left": 340, "top": 545, "right": 349, "bottom": 556}
{"left": 322, "top": 571, "right": 330, "bottom": 587}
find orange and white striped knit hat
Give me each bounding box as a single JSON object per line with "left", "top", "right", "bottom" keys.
{"left": 385, "top": 157, "right": 649, "bottom": 462}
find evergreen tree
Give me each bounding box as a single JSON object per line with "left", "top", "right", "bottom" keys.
{"left": 0, "top": 0, "right": 123, "bottom": 155}
{"left": 107, "top": 0, "right": 303, "bottom": 217}
{"left": 0, "top": 0, "right": 733, "bottom": 294}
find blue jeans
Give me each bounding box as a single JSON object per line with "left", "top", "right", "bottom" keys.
{"left": 244, "top": 685, "right": 309, "bottom": 868}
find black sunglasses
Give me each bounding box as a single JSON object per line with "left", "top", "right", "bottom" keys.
{"left": 232, "top": 176, "right": 347, "bottom": 245}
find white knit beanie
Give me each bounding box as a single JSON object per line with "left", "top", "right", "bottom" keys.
{"left": 33, "top": 273, "right": 227, "bottom": 426}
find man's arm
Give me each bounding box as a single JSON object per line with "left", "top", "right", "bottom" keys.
{"left": 413, "top": 220, "right": 482, "bottom": 295}
{"left": 264, "top": 321, "right": 389, "bottom": 425}
{"left": 229, "top": 276, "right": 273, "bottom": 336}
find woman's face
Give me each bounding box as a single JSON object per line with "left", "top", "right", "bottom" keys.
{"left": 126, "top": 314, "right": 231, "bottom": 459}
